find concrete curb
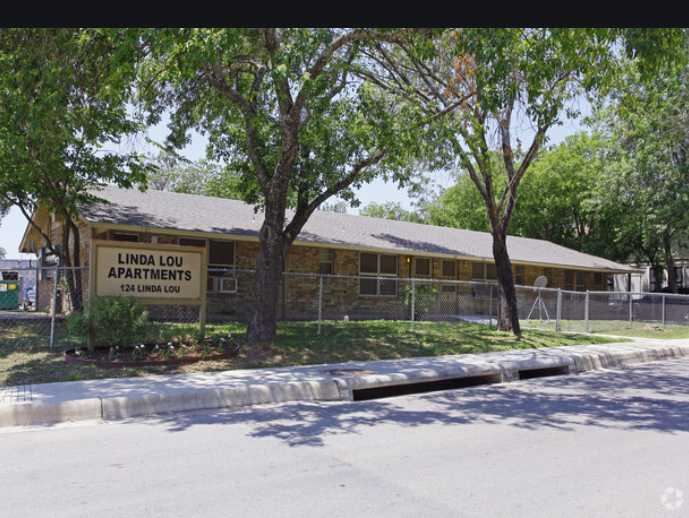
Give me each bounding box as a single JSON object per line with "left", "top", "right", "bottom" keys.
{"left": 331, "top": 344, "right": 689, "bottom": 395}
{"left": 2, "top": 342, "right": 689, "bottom": 428}
{"left": 566, "top": 344, "right": 689, "bottom": 372}
{"left": 0, "top": 397, "right": 102, "bottom": 428}
{"left": 101, "top": 380, "right": 342, "bottom": 420}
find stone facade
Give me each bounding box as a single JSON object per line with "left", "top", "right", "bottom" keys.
{"left": 32, "top": 221, "right": 613, "bottom": 320}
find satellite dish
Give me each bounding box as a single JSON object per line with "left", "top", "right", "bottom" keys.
{"left": 528, "top": 275, "right": 551, "bottom": 321}
{"left": 534, "top": 275, "right": 548, "bottom": 288}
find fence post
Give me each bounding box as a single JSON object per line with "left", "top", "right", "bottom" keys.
{"left": 585, "top": 290, "right": 590, "bottom": 333}
{"left": 488, "top": 284, "right": 494, "bottom": 328}
{"left": 662, "top": 293, "right": 666, "bottom": 328}
{"left": 628, "top": 292, "right": 633, "bottom": 328}
{"left": 34, "top": 259, "right": 41, "bottom": 311}
{"left": 538, "top": 289, "right": 543, "bottom": 321}
{"left": 49, "top": 265, "right": 59, "bottom": 349}
{"left": 556, "top": 288, "right": 562, "bottom": 332}
{"left": 410, "top": 279, "right": 416, "bottom": 323}
{"left": 317, "top": 274, "right": 323, "bottom": 336}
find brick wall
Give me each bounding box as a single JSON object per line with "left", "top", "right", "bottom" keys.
{"left": 33, "top": 221, "right": 613, "bottom": 319}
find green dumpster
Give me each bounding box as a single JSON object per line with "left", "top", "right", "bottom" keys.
{"left": 0, "top": 280, "right": 20, "bottom": 310}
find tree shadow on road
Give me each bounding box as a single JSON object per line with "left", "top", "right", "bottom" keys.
{"left": 142, "top": 360, "right": 689, "bottom": 447}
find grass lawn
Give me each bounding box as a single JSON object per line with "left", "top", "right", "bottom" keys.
{"left": 1, "top": 319, "right": 623, "bottom": 386}
{"left": 522, "top": 319, "right": 689, "bottom": 339}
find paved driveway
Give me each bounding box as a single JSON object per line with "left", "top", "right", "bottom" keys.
{"left": 2, "top": 359, "right": 689, "bottom": 517}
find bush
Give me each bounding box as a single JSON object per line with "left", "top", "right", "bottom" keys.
{"left": 403, "top": 283, "right": 439, "bottom": 319}
{"left": 67, "top": 296, "right": 150, "bottom": 348}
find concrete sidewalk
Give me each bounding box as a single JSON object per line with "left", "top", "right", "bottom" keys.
{"left": 2, "top": 338, "right": 689, "bottom": 428}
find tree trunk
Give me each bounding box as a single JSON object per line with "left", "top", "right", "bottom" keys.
{"left": 651, "top": 263, "right": 665, "bottom": 292}
{"left": 247, "top": 218, "right": 288, "bottom": 344}
{"left": 61, "top": 216, "right": 83, "bottom": 312}
{"left": 69, "top": 220, "right": 83, "bottom": 311}
{"left": 664, "top": 234, "right": 677, "bottom": 293}
{"left": 492, "top": 230, "right": 522, "bottom": 336}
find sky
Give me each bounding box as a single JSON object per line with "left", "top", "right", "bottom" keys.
{"left": 0, "top": 100, "right": 590, "bottom": 260}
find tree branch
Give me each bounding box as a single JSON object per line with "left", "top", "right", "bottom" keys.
{"left": 283, "top": 148, "right": 387, "bottom": 243}
{"left": 204, "top": 63, "right": 271, "bottom": 188}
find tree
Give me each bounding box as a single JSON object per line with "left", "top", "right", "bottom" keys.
{"left": 359, "top": 201, "right": 426, "bottom": 223}
{"left": 318, "top": 200, "right": 348, "bottom": 214}
{"left": 364, "top": 28, "right": 685, "bottom": 335}
{"left": 592, "top": 63, "right": 689, "bottom": 292}
{"left": 0, "top": 29, "right": 148, "bottom": 310}
{"left": 140, "top": 29, "right": 429, "bottom": 344}
{"left": 428, "top": 132, "right": 635, "bottom": 262}
{"left": 146, "top": 149, "right": 247, "bottom": 200}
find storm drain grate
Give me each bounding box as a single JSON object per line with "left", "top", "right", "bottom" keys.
{"left": 517, "top": 365, "right": 570, "bottom": 380}
{"left": 352, "top": 373, "right": 502, "bottom": 401}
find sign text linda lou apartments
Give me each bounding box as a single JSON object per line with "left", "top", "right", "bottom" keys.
{"left": 106, "top": 252, "right": 194, "bottom": 294}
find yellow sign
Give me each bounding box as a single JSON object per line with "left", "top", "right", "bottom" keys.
{"left": 94, "top": 243, "right": 205, "bottom": 301}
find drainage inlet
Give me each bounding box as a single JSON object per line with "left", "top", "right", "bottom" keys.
{"left": 517, "top": 365, "right": 570, "bottom": 380}
{"left": 352, "top": 373, "right": 502, "bottom": 401}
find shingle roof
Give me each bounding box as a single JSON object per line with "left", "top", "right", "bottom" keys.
{"left": 82, "top": 185, "right": 636, "bottom": 273}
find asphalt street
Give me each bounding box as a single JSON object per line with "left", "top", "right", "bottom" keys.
{"left": 2, "top": 358, "right": 689, "bottom": 518}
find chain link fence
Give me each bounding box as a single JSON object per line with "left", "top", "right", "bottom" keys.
{"left": 2, "top": 266, "right": 689, "bottom": 352}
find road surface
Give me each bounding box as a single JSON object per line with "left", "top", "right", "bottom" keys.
{"left": 2, "top": 359, "right": 689, "bottom": 517}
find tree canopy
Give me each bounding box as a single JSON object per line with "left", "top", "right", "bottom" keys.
{"left": 145, "top": 149, "right": 247, "bottom": 200}
{"left": 138, "top": 28, "right": 434, "bottom": 342}
{"left": 0, "top": 29, "right": 148, "bottom": 249}
{"left": 591, "top": 60, "right": 689, "bottom": 290}
{"left": 0, "top": 28, "right": 149, "bottom": 307}
{"left": 428, "top": 132, "right": 633, "bottom": 261}
{"left": 364, "top": 28, "right": 687, "bottom": 331}
{"left": 360, "top": 201, "right": 426, "bottom": 223}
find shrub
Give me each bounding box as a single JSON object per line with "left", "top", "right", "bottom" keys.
{"left": 403, "top": 283, "right": 439, "bottom": 319}
{"left": 67, "top": 296, "right": 150, "bottom": 349}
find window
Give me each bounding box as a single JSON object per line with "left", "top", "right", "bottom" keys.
{"left": 575, "top": 271, "right": 585, "bottom": 291}
{"left": 360, "top": 253, "right": 378, "bottom": 274}
{"left": 379, "top": 279, "right": 398, "bottom": 296}
{"left": 564, "top": 270, "right": 575, "bottom": 290}
{"left": 319, "top": 249, "right": 335, "bottom": 275}
{"left": 179, "top": 238, "right": 206, "bottom": 248}
{"left": 379, "top": 254, "right": 397, "bottom": 275}
{"left": 471, "top": 262, "right": 497, "bottom": 282}
{"left": 110, "top": 232, "right": 138, "bottom": 242}
{"left": 359, "top": 277, "right": 378, "bottom": 295}
{"left": 442, "top": 260, "right": 457, "bottom": 278}
{"left": 414, "top": 258, "right": 431, "bottom": 277}
{"left": 515, "top": 265, "right": 525, "bottom": 285}
{"left": 359, "top": 253, "right": 398, "bottom": 296}
{"left": 209, "top": 240, "right": 234, "bottom": 266}
{"left": 153, "top": 235, "right": 178, "bottom": 245}
{"left": 543, "top": 268, "right": 556, "bottom": 286}
{"left": 208, "top": 240, "right": 236, "bottom": 293}
{"left": 593, "top": 272, "right": 603, "bottom": 287}
{"left": 471, "top": 262, "right": 485, "bottom": 280}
